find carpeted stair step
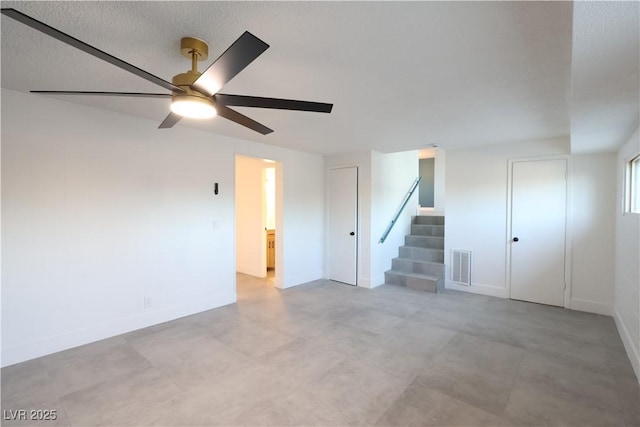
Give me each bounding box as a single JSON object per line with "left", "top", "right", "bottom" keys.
{"left": 413, "top": 216, "right": 445, "bottom": 225}
{"left": 391, "top": 258, "right": 444, "bottom": 277}
{"left": 384, "top": 215, "right": 446, "bottom": 293}
{"left": 384, "top": 270, "right": 442, "bottom": 293}
{"left": 411, "top": 224, "right": 444, "bottom": 237}
{"left": 405, "top": 235, "right": 444, "bottom": 249}
{"left": 398, "top": 246, "right": 444, "bottom": 263}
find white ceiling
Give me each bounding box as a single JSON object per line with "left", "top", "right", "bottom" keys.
{"left": 570, "top": 1, "right": 639, "bottom": 154}
{"left": 1, "top": 1, "right": 637, "bottom": 155}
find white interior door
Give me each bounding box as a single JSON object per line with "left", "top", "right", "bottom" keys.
{"left": 510, "top": 159, "right": 567, "bottom": 307}
{"left": 328, "top": 167, "right": 358, "bottom": 285}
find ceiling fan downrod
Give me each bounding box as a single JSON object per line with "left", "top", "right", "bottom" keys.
{"left": 170, "top": 37, "right": 217, "bottom": 118}
{"left": 180, "top": 37, "right": 208, "bottom": 73}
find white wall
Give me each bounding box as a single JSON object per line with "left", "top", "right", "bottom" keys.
{"left": 433, "top": 149, "right": 446, "bottom": 214}
{"left": 233, "top": 140, "right": 324, "bottom": 289}
{"left": 265, "top": 167, "right": 276, "bottom": 230}
{"left": 235, "top": 156, "right": 267, "bottom": 278}
{"left": 324, "top": 150, "right": 418, "bottom": 288}
{"left": 570, "top": 153, "right": 617, "bottom": 314}
{"left": 418, "top": 147, "right": 446, "bottom": 215}
{"left": 370, "top": 150, "right": 419, "bottom": 288}
{"left": 1, "top": 89, "right": 324, "bottom": 366}
{"left": 325, "top": 151, "right": 372, "bottom": 287}
{"left": 445, "top": 138, "right": 570, "bottom": 298}
{"left": 444, "top": 137, "right": 619, "bottom": 315}
{"left": 614, "top": 127, "right": 640, "bottom": 380}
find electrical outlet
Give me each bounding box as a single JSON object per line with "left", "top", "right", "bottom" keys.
{"left": 143, "top": 297, "right": 152, "bottom": 309}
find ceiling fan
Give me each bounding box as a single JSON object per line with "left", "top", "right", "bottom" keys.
{"left": 0, "top": 8, "right": 333, "bottom": 135}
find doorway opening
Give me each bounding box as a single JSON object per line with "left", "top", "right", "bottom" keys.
{"left": 265, "top": 166, "right": 276, "bottom": 276}
{"left": 235, "top": 155, "right": 282, "bottom": 289}
{"left": 419, "top": 157, "right": 435, "bottom": 208}
{"left": 418, "top": 147, "right": 445, "bottom": 215}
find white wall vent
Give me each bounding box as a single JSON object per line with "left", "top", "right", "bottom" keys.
{"left": 451, "top": 249, "right": 471, "bottom": 286}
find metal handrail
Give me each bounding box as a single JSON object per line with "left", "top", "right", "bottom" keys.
{"left": 379, "top": 176, "right": 422, "bottom": 243}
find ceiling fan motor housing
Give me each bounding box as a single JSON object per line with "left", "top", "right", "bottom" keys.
{"left": 171, "top": 70, "right": 216, "bottom": 117}
{"left": 172, "top": 71, "right": 210, "bottom": 99}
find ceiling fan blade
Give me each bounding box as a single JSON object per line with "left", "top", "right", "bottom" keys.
{"left": 1, "top": 8, "right": 183, "bottom": 93}
{"left": 215, "top": 94, "right": 333, "bottom": 113}
{"left": 192, "top": 32, "right": 269, "bottom": 96}
{"left": 158, "top": 112, "right": 182, "bottom": 129}
{"left": 216, "top": 105, "right": 273, "bottom": 135}
{"left": 31, "top": 91, "right": 171, "bottom": 98}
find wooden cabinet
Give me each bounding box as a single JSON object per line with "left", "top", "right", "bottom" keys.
{"left": 266, "top": 229, "right": 276, "bottom": 269}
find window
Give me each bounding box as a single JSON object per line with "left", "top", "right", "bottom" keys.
{"left": 627, "top": 153, "right": 640, "bottom": 213}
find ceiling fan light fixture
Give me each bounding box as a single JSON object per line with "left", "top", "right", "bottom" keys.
{"left": 0, "top": 9, "right": 333, "bottom": 133}
{"left": 170, "top": 94, "right": 217, "bottom": 119}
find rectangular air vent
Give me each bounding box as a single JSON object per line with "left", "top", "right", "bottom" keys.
{"left": 451, "top": 249, "right": 471, "bottom": 286}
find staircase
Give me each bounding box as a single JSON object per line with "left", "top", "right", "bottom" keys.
{"left": 384, "top": 216, "right": 445, "bottom": 293}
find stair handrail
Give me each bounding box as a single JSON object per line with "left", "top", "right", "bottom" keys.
{"left": 379, "top": 176, "right": 422, "bottom": 243}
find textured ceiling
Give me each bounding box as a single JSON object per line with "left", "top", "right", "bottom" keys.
{"left": 0, "top": 1, "right": 634, "bottom": 155}
{"left": 570, "top": 1, "right": 640, "bottom": 154}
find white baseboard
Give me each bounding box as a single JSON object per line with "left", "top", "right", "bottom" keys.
{"left": 1, "top": 291, "right": 236, "bottom": 368}
{"left": 569, "top": 297, "right": 613, "bottom": 316}
{"left": 445, "top": 280, "right": 508, "bottom": 298}
{"left": 614, "top": 305, "right": 640, "bottom": 383}
{"left": 279, "top": 271, "right": 324, "bottom": 289}
{"left": 359, "top": 274, "right": 385, "bottom": 289}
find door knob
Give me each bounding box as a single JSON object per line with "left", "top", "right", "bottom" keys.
{"left": 512, "top": 237, "right": 519, "bottom": 242}
{"left": 350, "top": 232, "right": 355, "bottom": 236}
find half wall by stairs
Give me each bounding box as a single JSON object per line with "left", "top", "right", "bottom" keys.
{"left": 384, "top": 216, "right": 445, "bottom": 293}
